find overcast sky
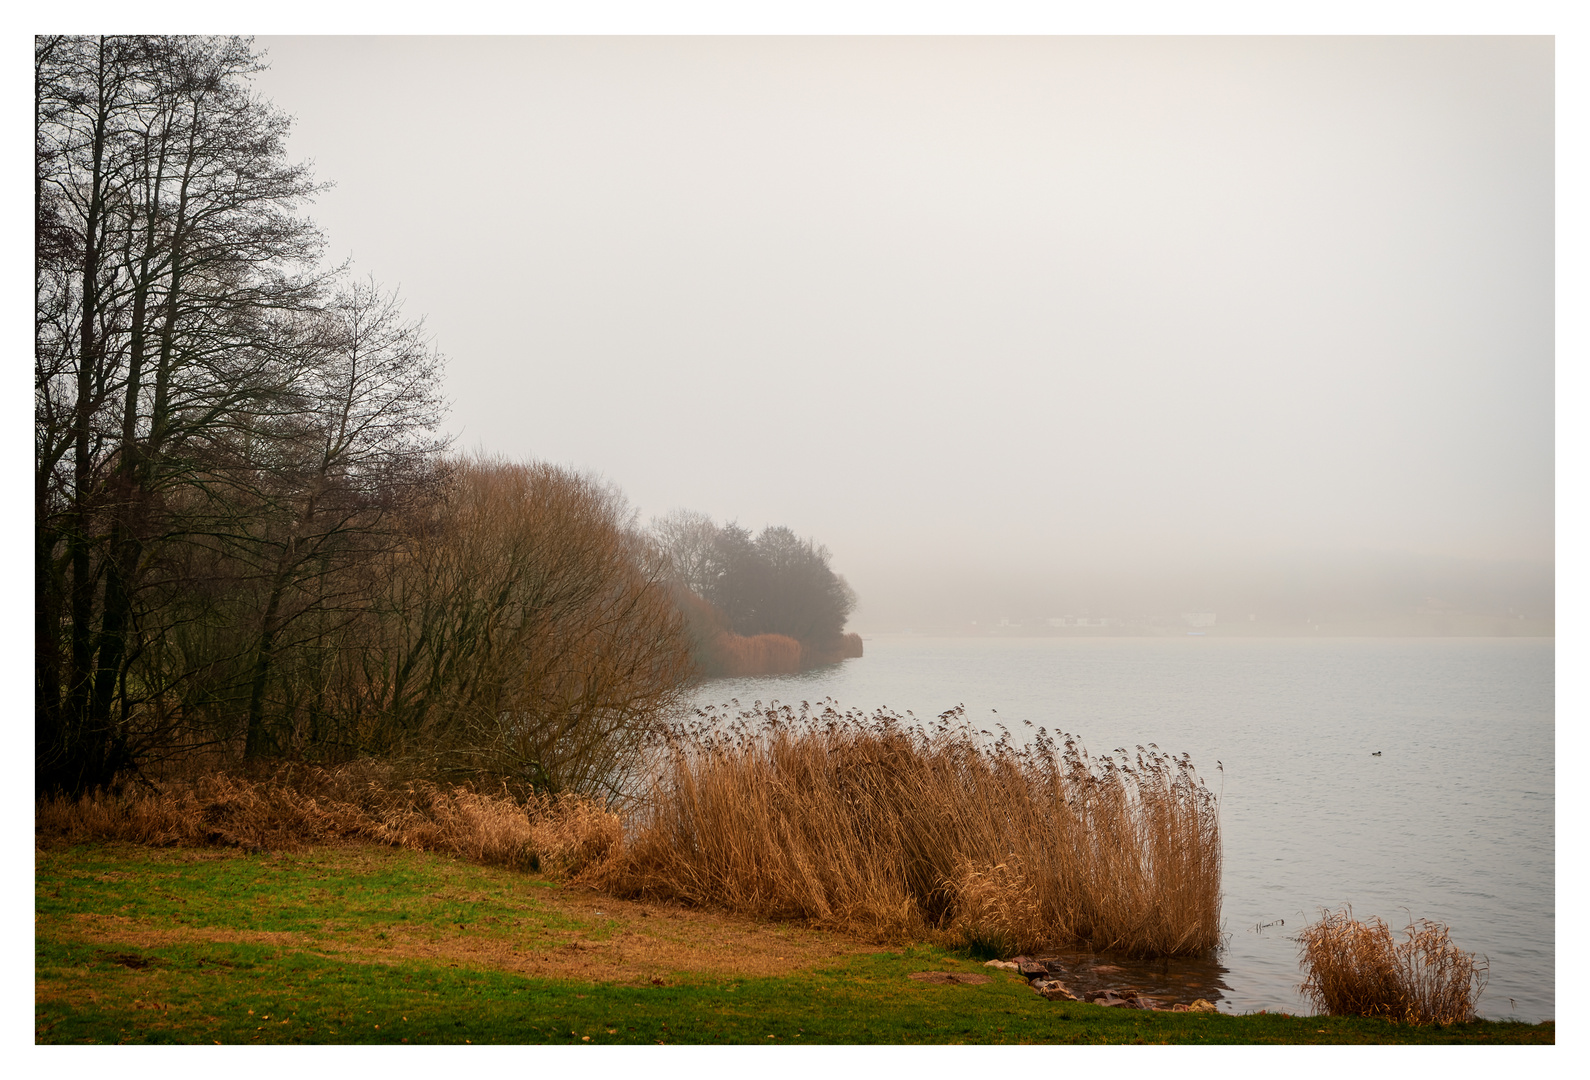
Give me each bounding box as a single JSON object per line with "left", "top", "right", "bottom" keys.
{"left": 251, "top": 36, "right": 1553, "bottom": 625}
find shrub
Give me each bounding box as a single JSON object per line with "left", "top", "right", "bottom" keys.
{"left": 1296, "top": 907, "right": 1488, "bottom": 1024}
{"left": 353, "top": 457, "right": 695, "bottom": 793}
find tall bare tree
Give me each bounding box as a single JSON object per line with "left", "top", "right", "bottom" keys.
{"left": 36, "top": 35, "right": 328, "bottom": 791}
{"left": 236, "top": 279, "right": 449, "bottom": 759}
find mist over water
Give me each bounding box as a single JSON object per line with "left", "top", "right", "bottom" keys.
{"left": 693, "top": 636, "right": 1554, "bottom": 1022}
{"left": 253, "top": 37, "right": 1554, "bottom": 618}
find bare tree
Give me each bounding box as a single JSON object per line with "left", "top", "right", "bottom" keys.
{"left": 356, "top": 458, "right": 694, "bottom": 795}
{"left": 650, "top": 508, "right": 720, "bottom": 597}
{"left": 36, "top": 35, "right": 327, "bottom": 792}
{"left": 35, "top": 37, "right": 689, "bottom": 797}
{"left": 234, "top": 278, "right": 450, "bottom": 759}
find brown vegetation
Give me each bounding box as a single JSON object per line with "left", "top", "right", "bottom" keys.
{"left": 803, "top": 632, "right": 864, "bottom": 666}
{"left": 671, "top": 586, "right": 815, "bottom": 677}
{"left": 1296, "top": 907, "right": 1488, "bottom": 1025}
{"left": 38, "top": 703, "right": 1223, "bottom": 962}
{"left": 704, "top": 633, "right": 805, "bottom": 676}
{"left": 347, "top": 457, "right": 695, "bottom": 792}
{"left": 35, "top": 763, "right": 621, "bottom": 877}
{"left": 35, "top": 38, "right": 694, "bottom": 800}
{"left": 653, "top": 513, "right": 860, "bottom": 677}
{"left": 593, "top": 702, "right": 1222, "bottom": 958}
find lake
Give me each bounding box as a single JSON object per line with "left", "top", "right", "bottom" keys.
{"left": 689, "top": 635, "right": 1555, "bottom": 1022}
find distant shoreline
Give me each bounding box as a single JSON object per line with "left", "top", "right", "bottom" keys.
{"left": 853, "top": 625, "right": 1554, "bottom": 640}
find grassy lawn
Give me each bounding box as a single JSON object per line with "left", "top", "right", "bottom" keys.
{"left": 35, "top": 842, "right": 1553, "bottom": 1045}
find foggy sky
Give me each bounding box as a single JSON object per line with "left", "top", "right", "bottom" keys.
{"left": 250, "top": 37, "right": 1553, "bottom": 629}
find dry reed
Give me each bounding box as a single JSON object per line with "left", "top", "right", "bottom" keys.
{"left": 593, "top": 701, "right": 1222, "bottom": 957}
{"left": 1296, "top": 907, "right": 1488, "bottom": 1025}
{"left": 34, "top": 762, "right": 620, "bottom": 879}
{"left": 704, "top": 632, "right": 804, "bottom": 677}
{"left": 799, "top": 632, "right": 865, "bottom": 667}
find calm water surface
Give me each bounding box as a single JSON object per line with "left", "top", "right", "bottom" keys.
{"left": 691, "top": 636, "right": 1554, "bottom": 1022}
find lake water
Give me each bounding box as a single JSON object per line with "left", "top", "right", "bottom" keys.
{"left": 689, "top": 635, "right": 1555, "bottom": 1022}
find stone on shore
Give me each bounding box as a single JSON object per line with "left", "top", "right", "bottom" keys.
{"left": 1030, "top": 978, "right": 1078, "bottom": 1002}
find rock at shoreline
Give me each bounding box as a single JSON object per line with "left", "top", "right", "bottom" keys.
{"left": 1030, "top": 978, "right": 1078, "bottom": 1002}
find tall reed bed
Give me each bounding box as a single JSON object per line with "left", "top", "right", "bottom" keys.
{"left": 1297, "top": 907, "right": 1488, "bottom": 1025}
{"left": 702, "top": 632, "right": 805, "bottom": 676}
{"left": 594, "top": 701, "right": 1222, "bottom": 957}
{"left": 34, "top": 764, "right": 620, "bottom": 878}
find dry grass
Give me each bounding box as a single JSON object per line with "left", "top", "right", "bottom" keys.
{"left": 593, "top": 702, "right": 1222, "bottom": 958}
{"left": 1297, "top": 907, "right": 1488, "bottom": 1025}
{"left": 34, "top": 762, "right": 620, "bottom": 879}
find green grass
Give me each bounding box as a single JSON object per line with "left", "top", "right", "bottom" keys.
{"left": 36, "top": 843, "right": 591, "bottom": 943}
{"left": 35, "top": 843, "right": 1553, "bottom": 1045}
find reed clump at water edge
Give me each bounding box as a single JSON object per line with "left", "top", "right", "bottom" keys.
{"left": 590, "top": 701, "right": 1223, "bottom": 958}
{"left": 1296, "top": 907, "right": 1489, "bottom": 1025}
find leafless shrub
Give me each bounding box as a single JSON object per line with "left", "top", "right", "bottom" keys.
{"left": 1297, "top": 907, "right": 1488, "bottom": 1025}
{"left": 349, "top": 456, "right": 695, "bottom": 794}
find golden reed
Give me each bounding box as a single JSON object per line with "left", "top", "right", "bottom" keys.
{"left": 594, "top": 701, "right": 1222, "bottom": 958}
{"left": 1297, "top": 907, "right": 1488, "bottom": 1025}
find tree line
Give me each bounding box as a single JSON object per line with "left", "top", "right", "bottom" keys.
{"left": 651, "top": 512, "right": 862, "bottom": 675}
{"left": 35, "top": 36, "right": 858, "bottom": 799}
